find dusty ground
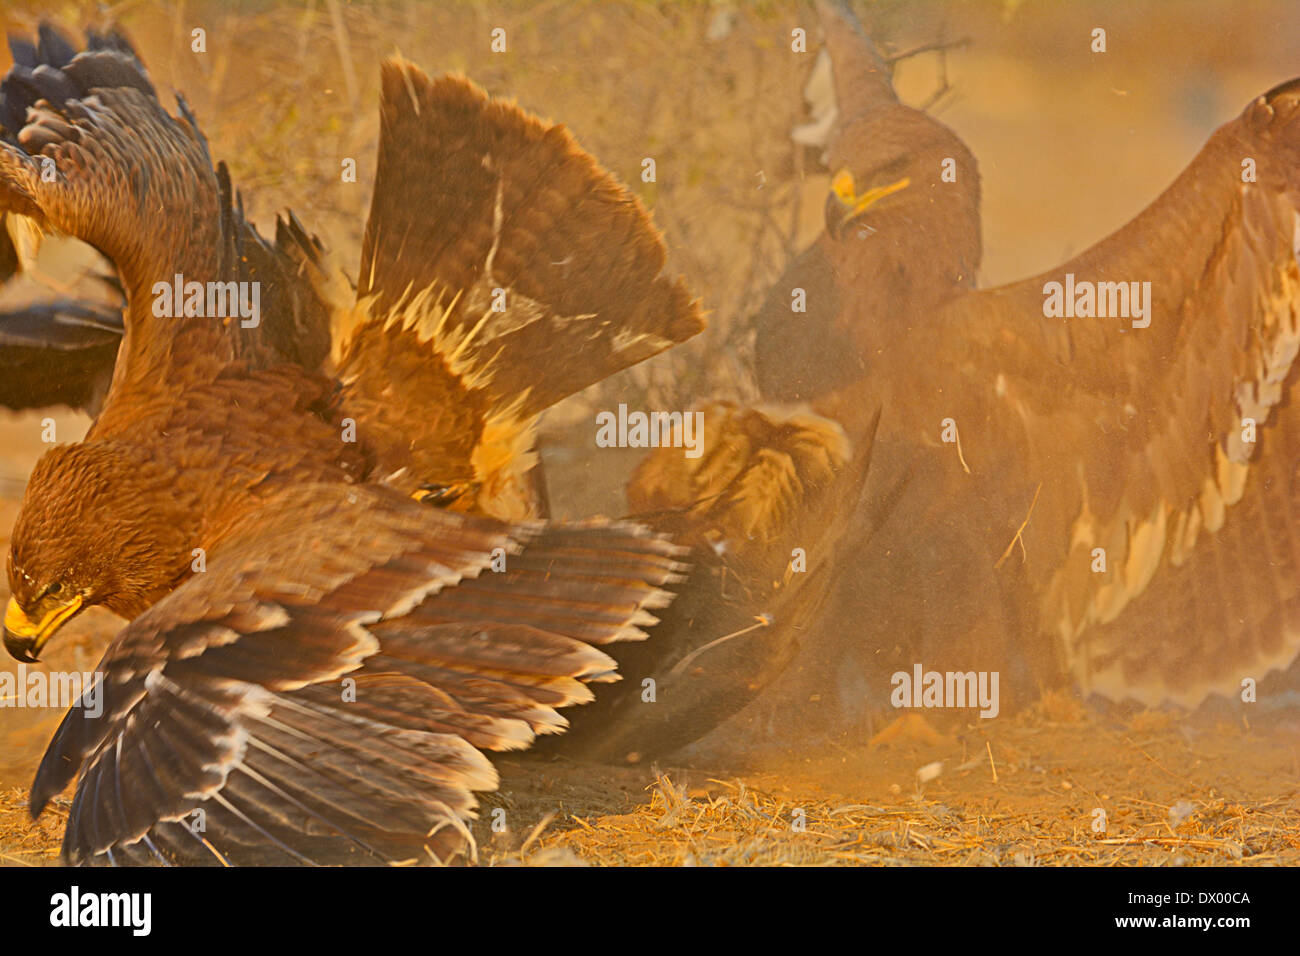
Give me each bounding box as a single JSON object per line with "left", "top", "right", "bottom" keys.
{"left": 1, "top": 0, "right": 1298, "bottom": 866}
{"left": 467, "top": 695, "right": 1300, "bottom": 867}
{"left": 11, "top": 693, "right": 1295, "bottom": 867}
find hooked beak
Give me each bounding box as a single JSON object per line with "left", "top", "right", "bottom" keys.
{"left": 826, "top": 168, "right": 911, "bottom": 234}
{"left": 3, "top": 594, "right": 83, "bottom": 662}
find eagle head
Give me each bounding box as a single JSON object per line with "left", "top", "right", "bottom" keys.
{"left": 5, "top": 441, "right": 195, "bottom": 661}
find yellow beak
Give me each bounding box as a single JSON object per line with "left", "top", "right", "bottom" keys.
{"left": 4, "top": 594, "right": 82, "bottom": 662}
{"left": 830, "top": 168, "right": 911, "bottom": 224}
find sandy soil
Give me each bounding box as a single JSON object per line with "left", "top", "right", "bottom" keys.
{"left": 7, "top": 685, "right": 1297, "bottom": 867}
{"left": 1, "top": 0, "right": 1297, "bottom": 866}
{"left": 477, "top": 698, "right": 1300, "bottom": 867}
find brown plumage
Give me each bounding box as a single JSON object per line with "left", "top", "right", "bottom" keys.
{"left": 0, "top": 28, "right": 700, "bottom": 864}
{"left": 755, "top": 2, "right": 981, "bottom": 416}
{"left": 560, "top": 401, "right": 883, "bottom": 759}
{"left": 745, "top": 1, "right": 1300, "bottom": 741}
{"left": 0, "top": 78, "right": 126, "bottom": 419}
{"left": 337, "top": 65, "right": 699, "bottom": 517}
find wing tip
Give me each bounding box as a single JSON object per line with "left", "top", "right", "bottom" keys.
{"left": 1263, "top": 75, "right": 1300, "bottom": 105}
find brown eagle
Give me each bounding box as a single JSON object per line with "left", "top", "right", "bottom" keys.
{"left": 558, "top": 400, "right": 880, "bottom": 760}
{"left": 745, "top": 0, "right": 1300, "bottom": 737}
{"left": 0, "top": 28, "right": 702, "bottom": 864}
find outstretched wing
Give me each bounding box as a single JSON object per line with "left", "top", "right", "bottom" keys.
{"left": 944, "top": 78, "right": 1300, "bottom": 705}
{"left": 336, "top": 60, "right": 703, "bottom": 517}
{"left": 30, "top": 483, "right": 683, "bottom": 865}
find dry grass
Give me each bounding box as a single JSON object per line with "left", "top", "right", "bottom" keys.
{"left": 1, "top": 1, "right": 1298, "bottom": 866}
{"left": 472, "top": 700, "right": 1300, "bottom": 867}
{"left": 505, "top": 783, "right": 1300, "bottom": 867}
{"left": 0, "top": 789, "right": 67, "bottom": 866}
{"left": 5, "top": 700, "right": 1298, "bottom": 867}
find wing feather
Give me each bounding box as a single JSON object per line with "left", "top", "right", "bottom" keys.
{"left": 337, "top": 60, "right": 703, "bottom": 515}
{"left": 30, "top": 482, "right": 681, "bottom": 865}
{"left": 942, "top": 78, "right": 1300, "bottom": 703}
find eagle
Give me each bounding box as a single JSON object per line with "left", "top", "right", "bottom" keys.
{"left": 0, "top": 27, "right": 703, "bottom": 864}
{"left": 557, "top": 400, "right": 880, "bottom": 760}
{"left": 743, "top": 0, "right": 1300, "bottom": 737}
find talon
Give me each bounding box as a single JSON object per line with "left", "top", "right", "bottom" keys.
{"left": 414, "top": 482, "right": 476, "bottom": 507}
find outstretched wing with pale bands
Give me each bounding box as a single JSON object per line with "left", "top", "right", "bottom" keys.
{"left": 336, "top": 61, "right": 704, "bottom": 517}
{"left": 30, "top": 482, "right": 683, "bottom": 865}
{"left": 0, "top": 26, "right": 334, "bottom": 390}
{"left": 759, "top": 0, "right": 1300, "bottom": 713}
{"left": 936, "top": 78, "right": 1300, "bottom": 705}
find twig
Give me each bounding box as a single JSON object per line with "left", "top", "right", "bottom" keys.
{"left": 670, "top": 615, "right": 772, "bottom": 675}
{"left": 885, "top": 37, "right": 971, "bottom": 64}
{"left": 996, "top": 482, "right": 1042, "bottom": 568}
{"left": 519, "top": 811, "right": 557, "bottom": 857}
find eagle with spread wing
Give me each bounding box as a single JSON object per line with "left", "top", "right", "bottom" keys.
{"left": 746, "top": 1, "right": 1300, "bottom": 732}
{"left": 0, "top": 27, "right": 702, "bottom": 864}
